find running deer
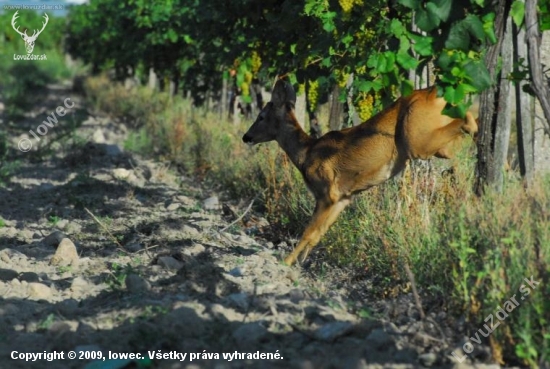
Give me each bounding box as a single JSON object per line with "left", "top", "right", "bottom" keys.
{"left": 242, "top": 79, "right": 477, "bottom": 266}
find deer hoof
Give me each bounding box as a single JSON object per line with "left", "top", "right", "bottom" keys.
{"left": 283, "top": 254, "right": 296, "bottom": 266}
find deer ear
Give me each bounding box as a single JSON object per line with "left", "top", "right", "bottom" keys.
{"left": 271, "top": 79, "right": 296, "bottom": 108}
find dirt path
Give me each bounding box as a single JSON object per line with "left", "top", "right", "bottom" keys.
{"left": 0, "top": 83, "right": 501, "bottom": 369}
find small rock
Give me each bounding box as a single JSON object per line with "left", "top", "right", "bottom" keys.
{"left": 182, "top": 224, "right": 200, "bottom": 236}
{"left": 19, "top": 272, "right": 40, "bottom": 283}
{"left": 210, "top": 303, "right": 244, "bottom": 322}
{"left": 57, "top": 299, "right": 79, "bottom": 316}
{"left": 232, "top": 322, "right": 268, "bottom": 348}
{"left": 394, "top": 348, "right": 418, "bottom": 364}
{"left": 0, "top": 227, "right": 17, "bottom": 240}
{"left": 125, "top": 274, "right": 151, "bottom": 293}
{"left": 228, "top": 267, "right": 244, "bottom": 277}
{"left": 48, "top": 321, "right": 73, "bottom": 336}
{"left": 17, "top": 229, "right": 34, "bottom": 241}
{"left": 166, "top": 203, "right": 180, "bottom": 211}
{"left": 169, "top": 306, "right": 207, "bottom": 337}
{"left": 203, "top": 196, "right": 219, "bottom": 210}
{"left": 27, "top": 282, "right": 52, "bottom": 300}
{"left": 44, "top": 231, "right": 66, "bottom": 247}
{"left": 92, "top": 129, "right": 106, "bottom": 143}
{"left": 65, "top": 221, "right": 82, "bottom": 234}
{"left": 285, "top": 268, "right": 300, "bottom": 283}
{"left": 26, "top": 321, "right": 39, "bottom": 333}
{"left": 50, "top": 238, "right": 79, "bottom": 266}
{"left": 257, "top": 217, "right": 270, "bottom": 228}
{"left": 105, "top": 144, "right": 123, "bottom": 156}
{"left": 226, "top": 292, "right": 249, "bottom": 311}
{"left": 75, "top": 323, "right": 96, "bottom": 337}
{"left": 0, "top": 268, "right": 19, "bottom": 281}
{"left": 125, "top": 242, "right": 144, "bottom": 252}
{"left": 383, "top": 322, "right": 402, "bottom": 334}
{"left": 419, "top": 352, "right": 437, "bottom": 367}
{"left": 56, "top": 219, "right": 69, "bottom": 229}
{"left": 112, "top": 168, "right": 131, "bottom": 180}
{"left": 182, "top": 243, "right": 206, "bottom": 256}
{"left": 365, "top": 328, "right": 395, "bottom": 350}
{"left": 341, "top": 357, "right": 368, "bottom": 369}
{"left": 314, "top": 321, "right": 354, "bottom": 342}
{"left": 70, "top": 276, "right": 89, "bottom": 295}
{"left": 289, "top": 288, "right": 306, "bottom": 303}
{"left": 157, "top": 256, "right": 184, "bottom": 270}
{"left": 235, "top": 234, "right": 257, "bottom": 245}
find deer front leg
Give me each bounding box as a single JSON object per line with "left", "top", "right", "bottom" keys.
{"left": 284, "top": 197, "right": 350, "bottom": 266}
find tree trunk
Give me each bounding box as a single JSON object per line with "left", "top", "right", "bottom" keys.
{"left": 305, "top": 82, "right": 322, "bottom": 138}
{"left": 491, "top": 17, "right": 513, "bottom": 192}
{"left": 221, "top": 75, "right": 228, "bottom": 119}
{"left": 346, "top": 74, "right": 361, "bottom": 126}
{"left": 475, "top": 0, "right": 512, "bottom": 195}
{"left": 329, "top": 85, "right": 344, "bottom": 131}
{"left": 148, "top": 68, "right": 158, "bottom": 90}
{"left": 525, "top": 0, "right": 550, "bottom": 137}
{"left": 295, "top": 93, "right": 307, "bottom": 129}
{"left": 169, "top": 71, "right": 179, "bottom": 98}
{"left": 514, "top": 20, "right": 535, "bottom": 184}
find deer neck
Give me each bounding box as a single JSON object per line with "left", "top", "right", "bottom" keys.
{"left": 275, "top": 112, "right": 313, "bottom": 169}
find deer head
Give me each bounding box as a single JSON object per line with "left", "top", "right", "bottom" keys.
{"left": 11, "top": 11, "right": 49, "bottom": 54}
{"left": 242, "top": 79, "right": 297, "bottom": 145}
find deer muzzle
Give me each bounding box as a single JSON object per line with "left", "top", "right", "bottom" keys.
{"left": 242, "top": 134, "right": 254, "bottom": 145}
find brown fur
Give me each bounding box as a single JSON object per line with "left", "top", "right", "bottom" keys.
{"left": 242, "top": 80, "right": 477, "bottom": 266}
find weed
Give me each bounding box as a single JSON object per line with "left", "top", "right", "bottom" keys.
{"left": 0, "top": 161, "right": 21, "bottom": 187}
{"left": 56, "top": 266, "right": 72, "bottom": 275}
{"left": 107, "top": 262, "right": 136, "bottom": 291}
{"left": 37, "top": 314, "right": 56, "bottom": 331}
{"left": 49, "top": 216, "right": 61, "bottom": 227}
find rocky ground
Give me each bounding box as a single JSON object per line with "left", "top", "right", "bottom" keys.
{"left": 0, "top": 82, "right": 511, "bottom": 369}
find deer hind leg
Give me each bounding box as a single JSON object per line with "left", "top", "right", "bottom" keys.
{"left": 284, "top": 197, "right": 351, "bottom": 266}
{"left": 434, "top": 113, "right": 478, "bottom": 159}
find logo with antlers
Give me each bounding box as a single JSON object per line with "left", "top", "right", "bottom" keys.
{"left": 11, "top": 11, "right": 49, "bottom": 54}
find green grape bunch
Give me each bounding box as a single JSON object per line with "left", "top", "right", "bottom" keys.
{"left": 251, "top": 51, "right": 262, "bottom": 74}
{"left": 338, "top": 0, "right": 363, "bottom": 13}
{"left": 356, "top": 93, "right": 374, "bottom": 121}
{"left": 335, "top": 69, "right": 350, "bottom": 88}
{"left": 241, "top": 82, "right": 250, "bottom": 97}
{"left": 244, "top": 71, "right": 253, "bottom": 84}
{"left": 307, "top": 80, "right": 319, "bottom": 112}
